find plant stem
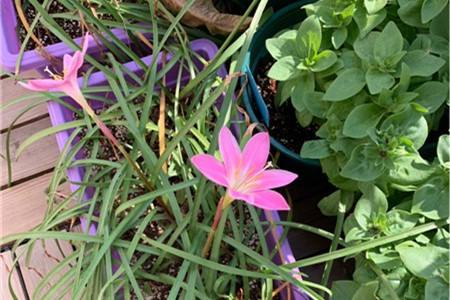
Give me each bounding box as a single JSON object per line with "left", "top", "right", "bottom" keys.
{"left": 285, "top": 219, "right": 449, "bottom": 269}
{"left": 263, "top": 221, "right": 347, "bottom": 246}
{"left": 320, "top": 190, "right": 350, "bottom": 291}
{"left": 368, "top": 260, "right": 400, "bottom": 300}
{"left": 73, "top": 91, "right": 174, "bottom": 219}
{"left": 202, "top": 197, "right": 224, "bottom": 258}
{"left": 158, "top": 52, "right": 167, "bottom": 173}
{"left": 202, "top": 194, "right": 233, "bottom": 257}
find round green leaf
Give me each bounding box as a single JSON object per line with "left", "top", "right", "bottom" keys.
{"left": 291, "top": 72, "right": 315, "bottom": 111}
{"left": 381, "top": 107, "right": 428, "bottom": 149}
{"left": 351, "top": 281, "right": 379, "bottom": 300}
{"left": 354, "top": 184, "right": 388, "bottom": 229}
{"left": 340, "top": 144, "right": 386, "bottom": 181}
{"left": 318, "top": 190, "right": 354, "bottom": 216}
{"left": 332, "top": 27, "right": 348, "bottom": 49}
{"left": 414, "top": 82, "right": 449, "bottom": 114}
{"left": 402, "top": 50, "right": 446, "bottom": 77}
{"left": 331, "top": 281, "right": 359, "bottom": 300}
{"left": 267, "top": 56, "right": 300, "bottom": 81}
{"left": 343, "top": 103, "right": 384, "bottom": 138}
{"left": 437, "top": 135, "right": 450, "bottom": 166}
{"left": 374, "top": 21, "right": 404, "bottom": 61}
{"left": 296, "top": 15, "right": 322, "bottom": 56}
{"left": 295, "top": 109, "right": 313, "bottom": 127}
{"left": 385, "top": 210, "right": 418, "bottom": 235}
{"left": 412, "top": 176, "right": 449, "bottom": 220}
{"left": 300, "top": 139, "right": 331, "bottom": 159}
{"left": 354, "top": 32, "right": 379, "bottom": 61}
{"left": 303, "top": 91, "right": 330, "bottom": 118}
{"left": 354, "top": 6, "right": 387, "bottom": 38}
{"left": 266, "top": 35, "right": 296, "bottom": 60}
{"left": 430, "top": 4, "right": 449, "bottom": 38}
{"left": 388, "top": 154, "right": 435, "bottom": 186}
{"left": 364, "top": 0, "right": 388, "bottom": 14}
{"left": 311, "top": 50, "right": 338, "bottom": 72}
{"left": 323, "top": 68, "right": 366, "bottom": 101}
{"left": 425, "top": 277, "right": 449, "bottom": 300}
{"left": 366, "top": 68, "right": 395, "bottom": 95}
{"left": 398, "top": 0, "right": 429, "bottom": 27}
{"left": 396, "top": 244, "right": 449, "bottom": 279}
{"left": 421, "top": 0, "right": 449, "bottom": 23}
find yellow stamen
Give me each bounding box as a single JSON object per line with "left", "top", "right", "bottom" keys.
{"left": 231, "top": 161, "right": 273, "bottom": 193}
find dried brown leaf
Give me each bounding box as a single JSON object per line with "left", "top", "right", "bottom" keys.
{"left": 161, "top": 0, "right": 252, "bottom": 35}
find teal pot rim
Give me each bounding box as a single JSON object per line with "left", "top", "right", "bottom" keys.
{"left": 242, "top": 0, "right": 320, "bottom": 168}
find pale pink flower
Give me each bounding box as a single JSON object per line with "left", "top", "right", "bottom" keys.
{"left": 18, "top": 33, "right": 117, "bottom": 144}
{"left": 191, "top": 127, "right": 297, "bottom": 210}
{"left": 19, "top": 33, "right": 90, "bottom": 101}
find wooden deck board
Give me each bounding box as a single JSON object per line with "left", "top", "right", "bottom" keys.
{"left": 0, "top": 70, "right": 48, "bottom": 132}
{"left": 0, "top": 173, "right": 70, "bottom": 241}
{"left": 0, "top": 250, "right": 27, "bottom": 300}
{"left": 16, "top": 239, "right": 74, "bottom": 299}
{"left": 0, "top": 117, "right": 60, "bottom": 187}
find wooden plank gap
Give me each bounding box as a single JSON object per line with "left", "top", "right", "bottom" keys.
{"left": 1, "top": 250, "right": 28, "bottom": 300}
{"left": 0, "top": 117, "right": 60, "bottom": 187}
{"left": 1, "top": 69, "right": 48, "bottom": 132}
{"left": 15, "top": 239, "right": 73, "bottom": 299}
{"left": 0, "top": 172, "right": 71, "bottom": 241}
{"left": 0, "top": 113, "right": 50, "bottom": 135}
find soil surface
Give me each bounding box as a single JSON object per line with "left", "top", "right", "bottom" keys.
{"left": 18, "top": 1, "right": 83, "bottom": 51}
{"left": 255, "top": 58, "right": 319, "bottom": 154}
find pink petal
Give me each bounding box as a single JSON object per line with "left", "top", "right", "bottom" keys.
{"left": 72, "top": 33, "right": 89, "bottom": 70}
{"left": 249, "top": 190, "right": 290, "bottom": 211}
{"left": 81, "top": 33, "right": 90, "bottom": 55}
{"left": 60, "top": 80, "right": 84, "bottom": 100}
{"left": 63, "top": 53, "right": 74, "bottom": 76}
{"left": 218, "top": 127, "right": 241, "bottom": 173}
{"left": 251, "top": 170, "right": 297, "bottom": 191}
{"left": 228, "top": 188, "right": 249, "bottom": 201}
{"left": 19, "top": 79, "right": 65, "bottom": 92}
{"left": 71, "top": 51, "right": 84, "bottom": 73}
{"left": 64, "top": 33, "right": 90, "bottom": 78}
{"left": 63, "top": 51, "right": 83, "bottom": 80}
{"left": 191, "top": 154, "right": 228, "bottom": 187}
{"left": 242, "top": 132, "right": 270, "bottom": 174}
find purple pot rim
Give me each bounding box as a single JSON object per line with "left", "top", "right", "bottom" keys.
{"left": 43, "top": 35, "right": 307, "bottom": 299}
{"left": 0, "top": 0, "right": 131, "bottom": 71}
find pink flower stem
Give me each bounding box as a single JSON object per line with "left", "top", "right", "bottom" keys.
{"left": 202, "top": 193, "right": 233, "bottom": 258}
{"left": 72, "top": 91, "right": 174, "bottom": 220}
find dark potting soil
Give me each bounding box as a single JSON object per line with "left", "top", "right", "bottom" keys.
{"left": 254, "top": 58, "right": 320, "bottom": 154}
{"left": 17, "top": 1, "right": 84, "bottom": 51}
{"left": 16, "top": 0, "right": 151, "bottom": 52}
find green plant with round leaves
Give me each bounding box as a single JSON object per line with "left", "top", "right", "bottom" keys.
{"left": 265, "top": 0, "right": 449, "bottom": 297}
{"left": 265, "top": 15, "right": 338, "bottom": 126}
{"left": 329, "top": 136, "right": 449, "bottom": 299}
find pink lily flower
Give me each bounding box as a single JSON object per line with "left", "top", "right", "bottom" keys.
{"left": 19, "top": 33, "right": 90, "bottom": 101}
{"left": 17, "top": 32, "right": 175, "bottom": 220}
{"left": 191, "top": 127, "right": 297, "bottom": 211}
{"left": 19, "top": 33, "right": 117, "bottom": 145}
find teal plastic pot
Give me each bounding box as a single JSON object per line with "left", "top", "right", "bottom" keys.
{"left": 242, "top": 0, "right": 321, "bottom": 173}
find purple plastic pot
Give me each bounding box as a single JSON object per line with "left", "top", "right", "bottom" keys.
{"left": 46, "top": 38, "right": 307, "bottom": 299}
{"left": 0, "top": 0, "right": 131, "bottom": 72}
